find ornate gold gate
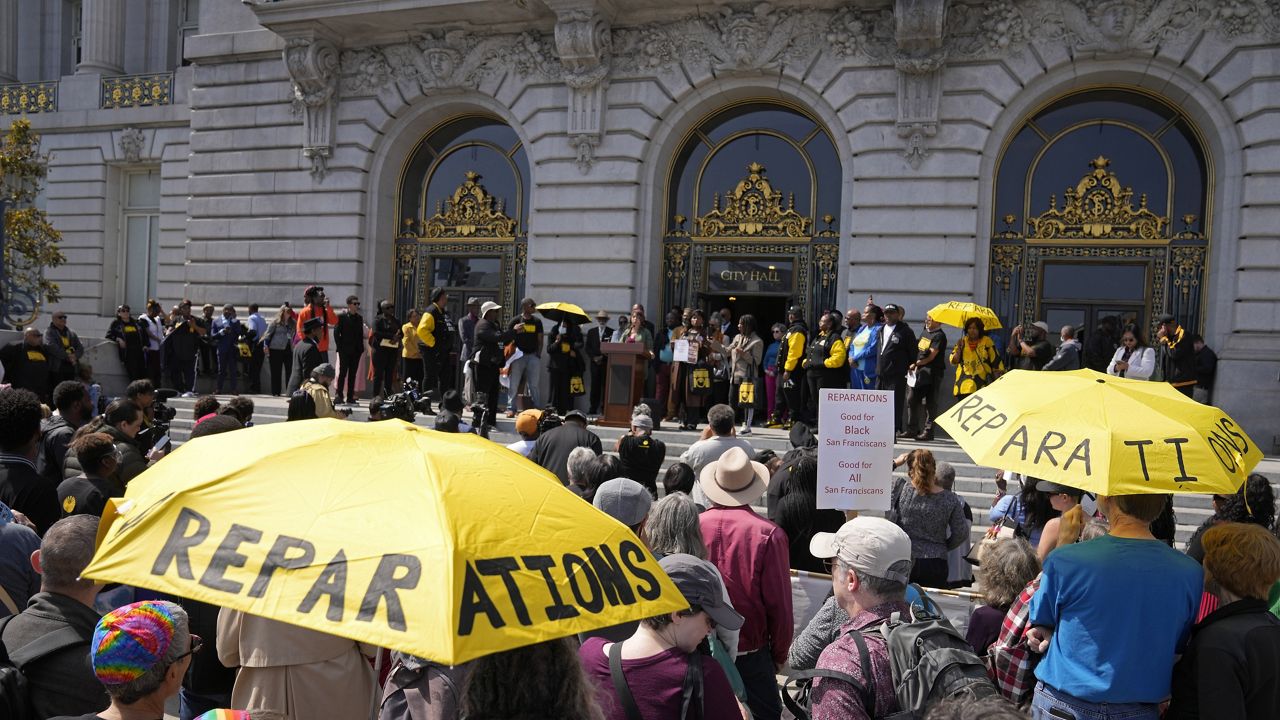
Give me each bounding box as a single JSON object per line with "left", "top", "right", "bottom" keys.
{"left": 662, "top": 163, "right": 838, "bottom": 319}
{"left": 990, "top": 156, "right": 1207, "bottom": 335}
{"left": 394, "top": 171, "right": 527, "bottom": 316}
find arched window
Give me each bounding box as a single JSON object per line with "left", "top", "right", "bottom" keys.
{"left": 661, "top": 102, "right": 842, "bottom": 323}
{"left": 990, "top": 88, "right": 1210, "bottom": 340}
{"left": 394, "top": 116, "right": 529, "bottom": 320}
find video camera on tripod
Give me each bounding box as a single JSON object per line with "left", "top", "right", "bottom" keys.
{"left": 135, "top": 388, "right": 178, "bottom": 453}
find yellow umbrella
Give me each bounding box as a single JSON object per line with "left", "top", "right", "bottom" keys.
{"left": 938, "top": 369, "right": 1262, "bottom": 496}
{"left": 926, "top": 301, "right": 1003, "bottom": 331}
{"left": 83, "top": 420, "right": 685, "bottom": 665}
{"left": 535, "top": 301, "right": 590, "bottom": 325}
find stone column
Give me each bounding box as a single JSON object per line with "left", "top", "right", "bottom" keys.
{"left": 0, "top": 0, "right": 17, "bottom": 82}
{"left": 76, "top": 0, "right": 125, "bottom": 75}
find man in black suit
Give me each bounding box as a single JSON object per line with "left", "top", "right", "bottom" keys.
{"left": 876, "top": 303, "right": 916, "bottom": 435}
{"left": 585, "top": 310, "right": 614, "bottom": 415}
{"left": 287, "top": 317, "right": 325, "bottom": 395}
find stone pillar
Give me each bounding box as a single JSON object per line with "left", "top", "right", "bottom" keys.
{"left": 0, "top": 0, "right": 17, "bottom": 82}
{"left": 76, "top": 0, "right": 125, "bottom": 75}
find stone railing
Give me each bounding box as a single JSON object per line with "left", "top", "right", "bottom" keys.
{"left": 0, "top": 81, "right": 58, "bottom": 115}
{"left": 101, "top": 72, "right": 174, "bottom": 109}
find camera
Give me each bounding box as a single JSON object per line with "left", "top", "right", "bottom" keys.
{"left": 537, "top": 408, "right": 564, "bottom": 434}
{"left": 136, "top": 388, "right": 177, "bottom": 452}
{"left": 378, "top": 378, "right": 434, "bottom": 423}
{"left": 469, "top": 394, "right": 492, "bottom": 439}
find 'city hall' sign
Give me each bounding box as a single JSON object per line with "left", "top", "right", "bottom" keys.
{"left": 706, "top": 259, "right": 793, "bottom": 294}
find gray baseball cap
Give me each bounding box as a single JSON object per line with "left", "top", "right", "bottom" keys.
{"left": 593, "top": 478, "right": 652, "bottom": 527}
{"left": 658, "top": 554, "right": 744, "bottom": 631}
{"left": 311, "top": 363, "right": 336, "bottom": 379}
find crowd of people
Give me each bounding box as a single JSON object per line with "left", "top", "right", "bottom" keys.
{"left": 0, "top": 283, "right": 1268, "bottom": 720}
{"left": 0, "top": 363, "right": 1278, "bottom": 719}
{"left": 0, "top": 287, "right": 1220, "bottom": 440}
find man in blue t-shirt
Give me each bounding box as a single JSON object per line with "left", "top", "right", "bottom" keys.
{"left": 1026, "top": 492, "right": 1202, "bottom": 719}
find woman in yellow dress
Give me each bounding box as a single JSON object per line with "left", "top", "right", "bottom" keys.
{"left": 950, "top": 317, "right": 1004, "bottom": 398}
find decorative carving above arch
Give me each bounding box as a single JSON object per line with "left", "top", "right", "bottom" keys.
{"left": 1027, "top": 156, "right": 1169, "bottom": 242}
{"left": 419, "top": 171, "right": 519, "bottom": 240}
{"left": 696, "top": 163, "right": 810, "bottom": 239}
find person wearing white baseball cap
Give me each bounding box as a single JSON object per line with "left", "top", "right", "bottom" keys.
{"left": 471, "top": 301, "right": 509, "bottom": 429}
{"left": 807, "top": 516, "right": 915, "bottom": 717}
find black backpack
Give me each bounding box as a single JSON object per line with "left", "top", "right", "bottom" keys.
{"left": 783, "top": 589, "right": 997, "bottom": 719}
{"left": 609, "top": 640, "right": 703, "bottom": 720}
{"left": 0, "top": 615, "right": 92, "bottom": 720}
{"left": 287, "top": 387, "right": 318, "bottom": 421}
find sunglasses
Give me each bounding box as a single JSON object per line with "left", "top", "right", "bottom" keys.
{"left": 54, "top": 315, "right": 67, "bottom": 320}
{"left": 823, "top": 557, "right": 839, "bottom": 574}
{"left": 173, "top": 634, "right": 203, "bottom": 662}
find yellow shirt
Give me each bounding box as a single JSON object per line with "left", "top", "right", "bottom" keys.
{"left": 402, "top": 322, "right": 421, "bottom": 359}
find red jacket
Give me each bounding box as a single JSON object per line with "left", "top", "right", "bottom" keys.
{"left": 700, "top": 505, "right": 793, "bottom": 666}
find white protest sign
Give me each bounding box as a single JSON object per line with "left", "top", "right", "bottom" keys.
{"left": 673, "top": 338, "right": 694, "bottom": 363}
{"left": 817, "top": 388, "right": 895, "bottom": 510}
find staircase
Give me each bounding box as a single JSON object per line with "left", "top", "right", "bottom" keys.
{"left": 163, "top": 394, "right": 1220, "bottom": 546}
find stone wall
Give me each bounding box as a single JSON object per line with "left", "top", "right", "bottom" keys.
{"left": 9, "top": 0, "right": 1278, "bottom": 448}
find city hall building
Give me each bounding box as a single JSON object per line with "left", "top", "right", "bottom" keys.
{"left": 2, "top": 0, "right": 1278, "bottom": 446}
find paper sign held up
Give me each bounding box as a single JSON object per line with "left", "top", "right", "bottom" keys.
{"left": 817, "top": 389, "right": 896, "bottom": 511}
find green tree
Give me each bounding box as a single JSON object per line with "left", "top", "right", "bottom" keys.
{"left": 1, "top": 118, "right": 65, "bottom": 323}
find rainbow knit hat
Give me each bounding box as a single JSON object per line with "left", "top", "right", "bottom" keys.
{"left": 195, "top": 711, "right": 253, "bottom": 720}
{"left": 91, "top": 600, "right": 181, "bottom": 686}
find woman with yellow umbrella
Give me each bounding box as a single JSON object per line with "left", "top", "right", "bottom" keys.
{"left": 949, "top": 317, "right": 1004, "bottom": 400}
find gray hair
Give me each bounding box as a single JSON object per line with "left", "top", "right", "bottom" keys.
{"left": 631, "top": 403, "right": 653, "bottom": 419}
{"left": 707, "top": 404, "right": 735, "bottom": 435}
{"left": 841, "top": 561, "right": 910, "bottom": 600}
{"left": 935, "top": 462, "right": 956, "bottom": 491}
{"left": 106, "top": 604, "right": 191, "bottom": 705}
{"left": 644, "top": 494, "right": 707, "bottom": 560}
{"left": 38, "top": 515, "right": 99, "bottom": 591}
{"left": 1080, "top": 518, "right": 1110, "bottom": 542}
{"left": 566, "top": 446, "right": 596, "bottom": 485}
{"left": 975, "top": 537, "right": 1040, "bottom": 607}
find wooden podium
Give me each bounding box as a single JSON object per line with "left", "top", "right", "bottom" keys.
{"left": 600, "top": 342, "right": 649, "bottom": 427}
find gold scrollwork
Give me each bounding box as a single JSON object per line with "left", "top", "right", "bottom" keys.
{"left": 1171, "top": 247, "right": 1205, "bottom": 297}
{"left": 814, "top": 244, "right": 838, "bottom": 289}
{"left": 665, "top": 242, "right": 691, "bottom": 282}
{"left": 100, "top": 73, "right": 173, "bottom": 109}
{"left": 423, "top": 171, "right": 518, "bottom": 240}
{"left": 991, "top": 245, "right": 1022, "bottom": 292}
{"left": 1027, "top": 156, "right": 1168, "bottom": 242}
{"left": 696, "top": 163, "right": 811, "bottom": 239}
{"left": 0, "top": 82, "right": 58, "bottom": 114}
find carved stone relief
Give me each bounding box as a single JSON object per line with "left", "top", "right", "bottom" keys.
{"left": 551, "top": 3, "right": 612, "bottom": 173}
{"left": 338, "top": 30, "right": 559, "bottom": 97}
{"left": 284, "top": 37, "right": 339, "bottom": 181}
{"left": 117, "top": 126, "right": 145, "bottom": 163}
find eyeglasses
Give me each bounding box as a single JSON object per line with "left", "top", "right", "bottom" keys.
{"left": 823, "top": 557, "right": 839, "bottom": 574}
{"left": 173, "top": 634, "right": 203, "bottom": 662}
{"left": 54, "top": 315, "right": 67, "bottom": 320}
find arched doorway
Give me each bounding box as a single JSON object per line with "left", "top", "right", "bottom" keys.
{"left": 661, "top": 101, "right": 842, "bottom": 325}
{"left": 989, "top": 88, "right": 1211, "bottom": 340}
{"left": 392, "top": 115, "right": 530, "bottom": 319}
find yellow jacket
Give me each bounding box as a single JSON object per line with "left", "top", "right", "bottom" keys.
{"left": 822, "top": 332, "right": 848, "bottom": 368}
{"left": 783, "top": 327, "right": 806, "bottom": 372}
{"left": 416, "top": 309, "right": 437, "bottom": 348}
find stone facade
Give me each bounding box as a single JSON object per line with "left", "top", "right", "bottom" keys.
{"left": 3, "top": 0, "right": 1279, "bottom": 447}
